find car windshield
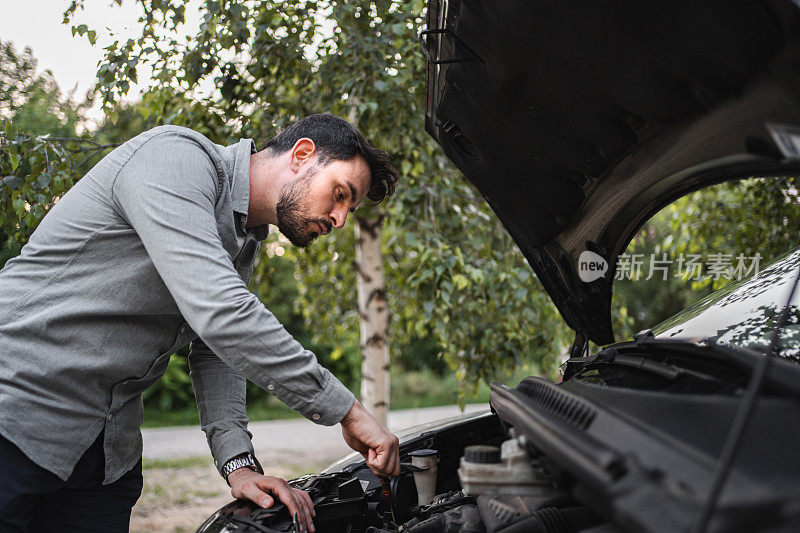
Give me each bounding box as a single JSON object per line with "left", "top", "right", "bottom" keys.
{"left": 653, "top": 248, "right": 800, "bottom": 361}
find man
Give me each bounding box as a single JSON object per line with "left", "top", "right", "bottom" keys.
{"left": 0, "top": 113, "right": 400, "bottom": 532}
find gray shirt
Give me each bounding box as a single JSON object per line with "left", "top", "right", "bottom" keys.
{"left": 0, "top": 125, "right": 355, "bottom": 483}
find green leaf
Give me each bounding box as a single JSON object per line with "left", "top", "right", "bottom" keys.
{"left": 330, "top": 346, "right": 344, "bottom": 361}
{"left": 11, "top": 195, "right": 25, "bottom": 213}
{"left": 452, "top": 274, "right": 469, "bottom": 290}
{"left": 2, "top": 176, "right": 23, "bottom": 189}
{"left": 87, "top": 30, "right": 97, "bottom": 45}
{"left": 35, "top": 172, "right": 52, "bottom": 189}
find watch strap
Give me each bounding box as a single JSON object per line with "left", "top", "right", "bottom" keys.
{"left": 222, "top": 452, "right": 263, "bottom": 483}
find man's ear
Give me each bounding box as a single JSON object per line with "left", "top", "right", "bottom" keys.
{"left": 289, "top": 138, "right": 317, "bottom": 173}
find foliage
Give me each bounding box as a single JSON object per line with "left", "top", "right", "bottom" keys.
{"left": 0, "top": 40, "right": 87, "bottom": 136}
{"left": 612, "top": 211, "right": 711, "bottom": 338}
{"left": 0, "top": 41, "right": 100, "bottom": 265}
{"left": 1, "top": 127, "right": 72, "bottom": 264}
{"left": 664, "top": 177, "right": 800, "bottom": 272}
{"left": 613, "top": 177, "right": 800, "bottom": 338}
{"left": 141, "top": 348, "right": 194, "bottom": 411}
{"left": 0, "top": 129, "right": 118, "bottom": 266}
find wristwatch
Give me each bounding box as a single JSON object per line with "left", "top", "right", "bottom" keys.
{"left": 222, "top": 452, "right": 263, "bottom": 483}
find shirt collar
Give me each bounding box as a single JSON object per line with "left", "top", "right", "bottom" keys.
{"left": 230, "top": 138, "right": 269, "bottom": 241}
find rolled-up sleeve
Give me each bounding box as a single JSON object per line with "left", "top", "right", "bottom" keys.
{"left": 111, "top": 132, "right": 355, "bottom": 463}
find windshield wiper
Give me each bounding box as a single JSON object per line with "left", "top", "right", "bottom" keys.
{"left": 691, "top": 264, "right": 800, "bottom": 533}
{"left": 577, "top": 348, "right": 728, "bottom": 386}
{"left": 608, "top": 354, "right": 724, "bottom": 384}
{"left": 570, "top": 332, "right": 800, "bottom": 397}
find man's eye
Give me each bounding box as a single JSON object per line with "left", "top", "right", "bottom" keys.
{"left": 337, "top": 189, "right": 344, "bottom": 201}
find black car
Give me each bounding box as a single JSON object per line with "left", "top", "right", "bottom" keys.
{"left": 197, "top": 1, "right": 800, "bottom": 531}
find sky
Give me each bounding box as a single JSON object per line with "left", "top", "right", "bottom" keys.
{"left": 2, "top": 1, "right": 144, "bottom": 95}
{"left": 0, "top": 0, "right": 201, "bottom": 126}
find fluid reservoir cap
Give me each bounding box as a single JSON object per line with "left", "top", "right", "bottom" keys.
{"left": 409, "top": 449, "right": 438, "bottom": 457}
{"left": 463, "top": 445, "right": 501, "bottom": 464}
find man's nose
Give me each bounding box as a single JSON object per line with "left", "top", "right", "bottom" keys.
{"left": 330, "top": 206, "right": 348, "bottom": 229}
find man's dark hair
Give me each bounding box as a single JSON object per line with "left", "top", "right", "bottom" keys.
{"left": 263, "top": 113, "right": 398, "bottom": 204}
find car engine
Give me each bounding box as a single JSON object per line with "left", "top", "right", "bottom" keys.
{"left": 364, "top": 437, "right": 600, "bottom": 533}
{"left": 196, "top": 406, "right": 609, "bottom": 533}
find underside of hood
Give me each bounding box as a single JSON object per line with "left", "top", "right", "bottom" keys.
{"left": 424, "top": 0, "right": 800, "bottom": 345}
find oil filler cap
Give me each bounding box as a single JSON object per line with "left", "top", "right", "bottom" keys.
{"left": 463, "top": 445, "right": 501, "bottom": 464}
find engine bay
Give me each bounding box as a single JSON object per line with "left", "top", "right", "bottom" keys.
{"left": 197, "top": 393, "right": 610, "bottom": 533}
{"left": 197, "top": 347, "right": 800, "bottom": 533}
{"left": 196, "top": 428, "right": 606, "bottom": 533}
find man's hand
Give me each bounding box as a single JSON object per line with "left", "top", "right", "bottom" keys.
{"left": 340, "top": 399, "right": 400, "bottom": 477}
{"left": 228, "top": 468, "right": 316, "bottom": 533}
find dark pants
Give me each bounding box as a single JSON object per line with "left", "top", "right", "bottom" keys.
{"left": 0, "top": 430, "right": 143, "bottom": 532}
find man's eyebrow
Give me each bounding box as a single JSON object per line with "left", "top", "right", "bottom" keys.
{"left": 346, "top": 181, "right": 359, "bottom": 210}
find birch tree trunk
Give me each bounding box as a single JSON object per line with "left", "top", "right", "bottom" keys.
{"left": 348, "top": 104, "right": 390, "bottom": 426}
{"left": 354, "top": 214, "right": 390, "bottom": 426}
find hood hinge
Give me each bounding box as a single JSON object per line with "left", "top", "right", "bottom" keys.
{"left": 562, "top": 331, "right": 588, "bottom": 381}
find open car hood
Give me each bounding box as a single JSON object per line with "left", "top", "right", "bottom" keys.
{"left": 423, "top": 0, "right": 800, "bottom": 345}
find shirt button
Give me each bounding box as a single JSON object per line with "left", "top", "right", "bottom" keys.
{"left": 312, "top": 413, "right": 321, "bottom": 421}
{"left": 179, "top": 326, "right": 186, "bottom": 334}
{"left": 107, "top": 413, "right": 113, "bottom": 421}
{"left": 267, "top": 384, "right": 275, "bottom": 391}
{"left": 240, "top": 214, "right": 246, "bottom": 223}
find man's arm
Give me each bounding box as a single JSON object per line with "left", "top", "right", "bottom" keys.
{"left": 188, "top": 338, "right": 252, "bottom": 475}
{"left": 189, "top": 339, "right": 317, "bottom": 533}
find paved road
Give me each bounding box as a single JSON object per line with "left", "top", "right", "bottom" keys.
{"left": 142, "top": 404, "right": 489, "bottom": 461}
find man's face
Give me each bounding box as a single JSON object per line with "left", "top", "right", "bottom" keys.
{"left": 276, "top": 155, "right": 371, "bottom": 247}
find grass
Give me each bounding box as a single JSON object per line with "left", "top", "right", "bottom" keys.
{"left": 140, "top": 483, "right": 219, "bottom": 505}
{"left": 142, "top": 454, "right": 332, "bottom": 484}
{"left": 142, "top": 455, "right": 212, "bottom": 470}
{"left": 142, "top": 366, "right": 537, "bottom": 429}
{"left": 142, "top": 409, "right": 201, "bottom": 428}
{"left": 389, "top": 369, "right": 491, "bottom": 409}
{"left": 142, "top": 401, "right": 300, "bottom": 428}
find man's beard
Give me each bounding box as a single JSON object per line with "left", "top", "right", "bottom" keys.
{"left": 275, "top": 167, "right": 330, "bottom": 248}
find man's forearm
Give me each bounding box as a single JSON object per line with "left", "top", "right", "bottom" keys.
{"left": 189, "top": 339, "right": 254, "bottom": 476}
